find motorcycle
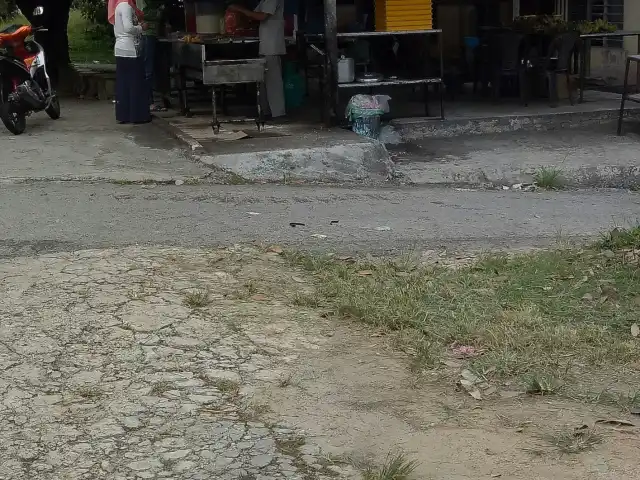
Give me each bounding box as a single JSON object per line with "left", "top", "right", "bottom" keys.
{"left": 0, "top": 6, "right": 60, "bottom": 135}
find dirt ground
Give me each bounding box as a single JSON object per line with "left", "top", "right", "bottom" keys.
{"left": 1, "top": 246, "right": 638, "bottom": 479}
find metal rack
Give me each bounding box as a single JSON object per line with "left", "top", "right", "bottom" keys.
{"left": 304, "top": 28, "right": 445, "bottom": 122}
{"left": 334, "top": 29, "right": 444, "bottom": 120}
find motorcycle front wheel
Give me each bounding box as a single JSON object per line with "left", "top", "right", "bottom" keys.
{"left": 0, "top": 81, "right": 26, "bottom": 135}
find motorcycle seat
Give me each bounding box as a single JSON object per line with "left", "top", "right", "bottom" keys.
{"left": 0, "top": 25, "right": 32, "bottom": 43}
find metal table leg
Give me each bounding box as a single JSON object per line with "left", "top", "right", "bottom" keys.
{"left": 256, "top": 81, "right": 264, "bottom": 131}
{"left": 179, "top": 67, "right": 192, "bottom": 117}
{"left": 423, "top": 83, "right": 430, "bottom": 117}
{"left": 579, "top": 39, "right": 589, "bottom": 103}
{"left": 636, "top": 35, "right": 640, "bottom": 93}
{"left": 211, "top": 86, "right": 219, "bottom": 134}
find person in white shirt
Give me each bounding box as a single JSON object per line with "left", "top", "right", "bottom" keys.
{"left": 108, "top": 0, "right": 151, "bottom": 123}
{"left": 228, "top": 0, "right": 286, "bottom": 118}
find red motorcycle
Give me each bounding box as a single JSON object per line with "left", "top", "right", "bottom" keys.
{"left": 0, "top": 6, "right": 60, "bottom": 135}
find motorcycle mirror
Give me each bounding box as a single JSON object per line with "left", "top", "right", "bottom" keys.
{"left": 33, "top": 6, "right": 44, "bottom": 16}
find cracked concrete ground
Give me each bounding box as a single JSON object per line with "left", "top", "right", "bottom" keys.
{"left": 0, "top": 246, "right": 359, "bottom": 480}
{"left": 2, "top": 246, "right": 640, "bottom": 480}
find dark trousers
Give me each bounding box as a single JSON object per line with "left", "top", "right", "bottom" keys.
{"left": 155, "top": 41, "right": 172, "bottom": 103}
{"left": 115, "top": 56, "right": 151, "bottom": 124}
{"left": 143, "top": 35, "right": 157, "bottom": 104}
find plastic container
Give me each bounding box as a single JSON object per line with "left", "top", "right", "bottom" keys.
{"left": 195, "top": 2, "right": 222, "bottom": 34}
{"left": 345, "top": 94, "right": 384, "bottom": 139}
{"left": 337, "top": 56, "right": 355, "bottom": 83}
{"left": 283, "top": 62, "right": 305, "bottom": 110}
{"left": 196, "top": 2, "right": 224, "bottom": 34}
{"left": 351, "top": 115, "right": 382, "bottom": 139}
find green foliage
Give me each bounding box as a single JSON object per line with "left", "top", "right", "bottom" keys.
{"left": 73, "top": 0, "right": 113, "bottom": 41}
{"left": 0, "top": 0, "right": 17, "bottom": 20}
{"left": 73, "top": 0, "right": 107, "bottom": 26}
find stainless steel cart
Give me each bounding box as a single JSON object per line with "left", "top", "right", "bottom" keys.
{"left": 202, "top": 57, "right": 266, "bottom": 133}
{"left": 161, "top": 35, "right": 266, "bottom": 132}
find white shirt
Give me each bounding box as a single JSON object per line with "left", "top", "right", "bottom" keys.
{"left": 114, "top": 2, "right": 143, "bottom": 58}
{"left": 255, "top": 0, "right": 286, "bottom": 56}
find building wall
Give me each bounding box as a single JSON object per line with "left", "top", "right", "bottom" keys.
{"left": 623, "top": 0, "right": 640, "bottom": 53}
{"left": 585, "top": 0, "right": 638, "bottom": 85}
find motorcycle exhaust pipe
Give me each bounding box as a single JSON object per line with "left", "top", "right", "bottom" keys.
{"left": 15, "top": 84, "right": 44, "bottom": 110}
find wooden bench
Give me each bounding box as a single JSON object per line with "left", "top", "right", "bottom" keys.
{"left": 72, "top": 64, "right": 117, "bottom": 101}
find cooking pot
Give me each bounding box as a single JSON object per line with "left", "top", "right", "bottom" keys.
{"left": 356, "top": 72, "right": 384, "bottom": 83}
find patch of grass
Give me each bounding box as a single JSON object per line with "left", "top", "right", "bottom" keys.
{"left": 278, "top": 373, "right": 294, "bottom": 388}
{"left": 275, "top": 437, "right": 306, "bottom": 456}
{"left": 534, "top": 167, "right": 565, "bottom": 189}
{"left": 212, "top": 379, "right": 240, "bottom": 397}
{"left": 238, "top": 401, "right": 272, "bottom": 421}
{"left": 226, "top": 172, "right": 251, "bottom": 185}
{"left": 525, "top": 375, "right": 561, "bottom": 396}
{"left": 75, "top": 386, "right": 104, "bottom": 399}
{"left": 578, "top": 388, "right": 640, "bottom": 412}
{"left": 408, "top": 338, "right": 439, "bottom": 372}
{"left": 149, "top": 381, "right": 173, "bottom": 396}
{"left": 283, "top": 251, "right": 334, "bottom": 272}
{"left": 111, "top": 179, "right": 157, "bottom": 186}
{"left": 183, "top": 177, "right": 202, "bottom": 185}
{"left": 596, "top": 226, "right": 640, "bottom": 251}
{"left": 543, "top": 427, "right": 603, "bottom": 455}
{"left": 183, "top": 289, "right": 211, "bottom": 309}
{"left": 287, "top": 248, "right": 640, "bottom": 386}
{"left": 292, "top": 292, "right": 322, "bottom": 308}
{"left": 362, "top": 452, "right": 419, "bottom": 480}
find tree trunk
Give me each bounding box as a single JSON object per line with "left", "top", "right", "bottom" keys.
{"left": 17, "top": 0, "right": 72, "bottom": 86}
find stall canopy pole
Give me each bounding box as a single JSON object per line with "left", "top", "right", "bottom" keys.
{"left": 323, "top": 0, "right": 339, "bottom": 125}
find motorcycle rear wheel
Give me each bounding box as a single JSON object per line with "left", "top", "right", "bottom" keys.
{"left": 45, "top": 95, "right": 61, "bottom": 120}
{"left": 0, "top": 102, "right": 26, "bottom": 135}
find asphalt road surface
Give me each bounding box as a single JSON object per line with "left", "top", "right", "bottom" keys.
{"left": 2, "top": 182, "right": 638, "bottom": 258}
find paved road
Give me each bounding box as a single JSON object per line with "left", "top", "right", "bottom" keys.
{"left": 2, "top": 182, "right": 638, "bottom": 257}
{"left": 1, "top": 99, "right": 638, "bottom": 257}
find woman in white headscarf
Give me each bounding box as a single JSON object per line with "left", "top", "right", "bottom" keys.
{"left": 108, "top": 0, "right": 151, "bottom": 123}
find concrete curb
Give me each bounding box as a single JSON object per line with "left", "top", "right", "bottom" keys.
{"left": 196, "top": 141, "right": 394, "bottom": 184}
{"left": 396, "top": 162, "right": 640, "bottom": 189}
{"left": 152, "top": 114, "right": 205, "bottom": 153}
{"left": 0, "top": 174, "right": 205, "bottom": 186}
{"left": 393, "top": 107, "right": 640, "bottom": 140}
{"left": 155, "top": 113, "right": 395, "bottom": 184}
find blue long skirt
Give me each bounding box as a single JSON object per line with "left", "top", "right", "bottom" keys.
{"left": 115, "top": 56, "right": 151, "bottom": 124}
